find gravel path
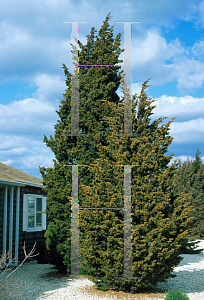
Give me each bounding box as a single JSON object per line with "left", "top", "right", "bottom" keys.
{"left": 0, "top": 240, "right": 204, "bottom": 300}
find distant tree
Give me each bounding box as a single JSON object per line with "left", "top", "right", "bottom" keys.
{"left": 189, "top": 162, "right": 204, "bottom": 239}
{"left": 171, "top": 148, "right": 204, "bottom": 251}
{"left": 171, "top": 159, "right": 194, "bottom": 208}
{"left": 191, "top": 148, "right": 203, "bottom": 174}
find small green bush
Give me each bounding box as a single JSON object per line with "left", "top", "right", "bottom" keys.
{"left": 164, "top": 289, "right": 190, "bottom": 300}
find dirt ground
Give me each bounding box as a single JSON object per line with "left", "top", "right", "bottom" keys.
{"left": 41, "top": 271, "right": 168, "bottom": 299}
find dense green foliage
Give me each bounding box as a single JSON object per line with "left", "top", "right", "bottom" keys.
{"left": 39, "top": 13, "right": 196, "bottom": 294}
{"left": 39, "top": 12, "right": 125, "bottom": 274}
{"left": 171, "top": 148, "right": 204, "bottom": 251}
{"left": 164, "top": 289, "right": 190, "bottom": 300}
{"left": 75, "top": 77, "right": 196, "bottom": 294}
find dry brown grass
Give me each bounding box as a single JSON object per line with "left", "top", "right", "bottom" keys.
{"left": 80, "top": 278, "right": 167, "bottom": 300}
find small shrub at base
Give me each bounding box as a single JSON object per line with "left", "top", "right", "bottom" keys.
{"left": 164, "top": 289, "right": 190, "bottom": 300}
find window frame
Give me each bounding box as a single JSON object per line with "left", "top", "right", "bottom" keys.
{"left": 23, "top": 194, "right": 46, "bottom": 232}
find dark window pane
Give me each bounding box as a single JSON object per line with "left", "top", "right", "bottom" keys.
{"left": 36, "top": 212, "right": 42, "bottom": 227}
{"left": 36, "top": 198, "right": 42, "bottom": 211}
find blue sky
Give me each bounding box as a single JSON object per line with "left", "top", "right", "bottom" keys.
{"left": 1, "top": 0, "right": 204, "bottom": 180}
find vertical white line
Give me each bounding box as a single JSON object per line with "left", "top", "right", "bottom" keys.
{"left": 63, "top": 22, "right": 87, "bottom": 136}
{"left": 124, "top": 165, "right": 132, "bottom": 278}
{"left": 9, "top": 186, "right": 14, "bottom": 264}
{"left": 71, "top": 24, "right": 79, "bottom": 136}
{"left": 3, "top": 186, "right": 8, "bottom": 262}
{"left": 124, "top": 23, "right": 132, "bottom": 136}
{"left": 71, "top": 165, "right": 80, "bottom": 276}
{"left": 115, "top": 21, "right": 140, "bottom": 136}
{"left": 15, "top": 186, "right": 20, "bottom": 266}
{"left": 115, "top": 165, "right": 140, "bottom": 280}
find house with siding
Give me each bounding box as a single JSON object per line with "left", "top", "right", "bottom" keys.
{"left": 0, "top": 162, "right": 48, "bottom": 267}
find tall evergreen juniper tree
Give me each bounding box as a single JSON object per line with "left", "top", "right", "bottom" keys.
{"left": 40, "top": 13, "right": 196, "bottom": 293}
{"left": 39, "top": 12, "right": 125, "bottom": 273}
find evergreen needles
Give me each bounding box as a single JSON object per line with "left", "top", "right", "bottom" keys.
{"left": 39, "top": 12, "right": 197, "bottom": 294}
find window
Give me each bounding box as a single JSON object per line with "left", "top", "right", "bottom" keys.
{"left": 23, "top": 194, "right": 46, "bottom": 232}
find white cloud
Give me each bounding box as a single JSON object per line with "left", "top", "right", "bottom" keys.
{"left": 170, "top": 118, "right": 204, "bottom": 138}
{"left": 0, "top": 2, "right": 201, "bottom": 94}
{"left": 171, "top": 57, "right": 204, "bottom": 93}
{"left": 1, "top": 147, "right": 28, "bottom": 155}
{"left": 154, "top": 94, "right": 204, "bottom": 118}
{"left": 0, "top": 72, "right": 66, "bottom": 137}
{"left": 0, "top": 136, "right": 55, "bottom": 179}
{"left": 0, "top": 0, "right": 204, "bottom": 178}
{"left": 0, "top": 136, "right": 28, "bottom": 150}
{"left": 192, "top": 39, "right": 204, "bottom": 57}
{"left": 32, "top": 73, "right": 66, "bottom": 103}
{"left": 0, "top": 97, "right": 56, "bottom": 134}
{"left": 132, "top": 29, "right": 185, "bottom": 65}
{"left": 21, "top": 154, "right": 54, "bottom": 170}
{"left": 130, "top": 27, "right": 204, "bottom": 95}
{"left": 194, "top": 1, "right": 204, "bottom": 29}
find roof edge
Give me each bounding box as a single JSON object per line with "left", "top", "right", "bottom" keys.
{"left": 0, "top": 179, "right": 26, "bottom": 187}
{"left": 0, "top": 179, "right": 43, "bottom": 188}
{"left": 15, "top": 180, "right": 43, "bottom": 188}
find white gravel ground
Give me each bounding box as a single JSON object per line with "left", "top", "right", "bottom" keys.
{"left": 0, "top": 240, "right": 204, "bottom": 300}
{"left": 148, "top": 240, "right": 204, "bottom": 300}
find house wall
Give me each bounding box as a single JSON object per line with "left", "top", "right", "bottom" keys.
{"left": 19, "top": 186, "right": 49, "bottom": 264}
{"left": 0, "top": 185, "right": 49, "bottom": 265}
